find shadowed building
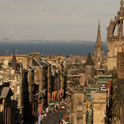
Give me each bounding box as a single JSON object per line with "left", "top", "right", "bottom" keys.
{"left": 107, "top": 51, "right": 124, "bottom": 124}
{"left": 28, "top": 54, "right": 52, "bottom": 118}
{"left": 0, "top": 85, "right": 13, "bottom": 124}
{"left": 85, "top": 53, "right": 94, "bottom": 84}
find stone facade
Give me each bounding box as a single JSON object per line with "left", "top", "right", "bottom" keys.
{"left": 108, "top": 79, "right": 124, "bottom": 124}
{"left": 70, "top": 88, "right": 87, "bottom": 124}
{"left": 0, "top": 86, "right": 13, "bottom": 124}
{"left": 117, "top": 52, "right": 124, "bottom": 78}
{"left": 107, "top": 0, "right": 124, "bottom": 70}
{"left": 107, "top": 50, "right": 124, "bottom": 124}
{"left": 92, "top": 91, "right": 107, "bottom": 124}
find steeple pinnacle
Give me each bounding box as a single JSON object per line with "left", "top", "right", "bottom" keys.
{"left": 120, "top": 0, "right": 124, "bottom": 10}
{"left": 86, "top": 53, "right": 94, "bottom": 65}
{"left": 97, "top": 21, "right": 101, "bottom": 43}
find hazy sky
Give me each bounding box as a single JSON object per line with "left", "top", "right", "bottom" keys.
{"left": 0, "top": 0, "right": 121, "bottom": 41}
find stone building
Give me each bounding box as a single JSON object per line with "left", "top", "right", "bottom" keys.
{"left": 0, "top": 52, "right": 69, "bottom": 123}
{"left": 0, "top": 54, "right": 35, "bottom": 123}
{"left": 69, "top": 86, "right": 87, "bottom": 124}
{"left": 108, "top": 79, "right": 124, "bottom": 124}
{"left": 107, "top": 0, "right": 124, "bottom": 70}
{"left": 92, "top": 90, "right": 107, "bottom": 124}
{"left": 94, "top": 22, "right": 104, "bottom": 69}
{"left": 28, "top": 53, "right": 52, "bottom": 117}
{"left": 0, "top": 57, "right": 24, "bottom": 123}
{"left": 107, "top": 51, "right": 124, "bottom": 124}
{"left": 117, "top": 52, "right": 124, "bottom": 78}
{"left": 0, "top": 85, "right": 13, "bottom": 124}
{"left": 65, "top": 57, "right": 87, "bottom": 124}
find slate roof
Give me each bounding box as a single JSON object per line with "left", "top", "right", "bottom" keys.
{"left": 1, "top": 87, "right": 10, "bottom": 98}
{"left": 0, "top": 82, "right": 10, "bottom": 89}
{"left": 32, "top": 58, "right": 39, "bottom": 66}
{"left": 32, "top": 58, "right": 48, "bottom": 67}
{"left": 0, "top": 83, "right": 12, "bottom": 99}
{"left": 86, "top": 53, "right": 94, "bottom": 65}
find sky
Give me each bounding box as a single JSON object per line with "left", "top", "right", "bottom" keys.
{"left": 0, "top": 0, "right": 121, "bottom": 41}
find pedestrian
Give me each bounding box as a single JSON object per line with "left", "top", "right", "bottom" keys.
{"left": 59, "top": 119, "right": 63, "bottom": 124}
{"left": 55, "top": 104, "right": 57, "bottom": 111}
{"left": 38, "top": 115, "right": 42, "bottom": 124}
{"left": 56, "top": 105, "right": 58, "bottom": 111}
{"left": 44, "top": 113, "right": 47, "bottom": 119}
{"left": 40, "top": 120, "right": 42, "bottom": 124}
{"left": 46, "top": 107, "right": 49, "bottom": 113}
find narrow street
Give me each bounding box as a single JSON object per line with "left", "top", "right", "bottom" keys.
{"left": 42, "top": 111, "right": 66, "bottom": 124}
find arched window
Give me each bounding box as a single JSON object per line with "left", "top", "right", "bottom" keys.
{"left": 113, "top": 20, "right": 124, "bottom": 36}
{"left": 113, "top": 24, "right": 118, "bottom": 36}
{"left": 118, "top": 45, "right": 122, "bottom": 52}
{"left": 114, "top": 46, "right": 117, "bottom": 56}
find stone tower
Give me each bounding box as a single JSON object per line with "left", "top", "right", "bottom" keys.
{"left": 94, "top": 21, "right": 104, "bottom": 69}
{"left": 107, "top": 0, "right": 124, "bottom": 70}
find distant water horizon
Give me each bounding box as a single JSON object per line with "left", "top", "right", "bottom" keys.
{"left": 0, "top": 42, "right": 107, "bottom": 56}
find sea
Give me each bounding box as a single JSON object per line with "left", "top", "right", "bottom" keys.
{"left": 0, "top": 42, "right": 107, "bottom": 56}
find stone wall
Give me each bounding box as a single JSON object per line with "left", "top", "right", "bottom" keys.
{"left": 70, "top": 92, "right": 86, "bottom": 124}
{"left": 93, "top": 92, "right": 107, "bottom": 124}
{"left": 117, "top": 52, "right": 124, "bottom": 79}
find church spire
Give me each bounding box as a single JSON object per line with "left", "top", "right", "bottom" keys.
{"left": 120, "top": 0, "right": 124, "bottom": 10}
{"left": 96, "top": 21, "right": 101, "bottom": 43}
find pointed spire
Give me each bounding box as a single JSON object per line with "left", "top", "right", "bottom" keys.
{"left": 96, "top": 21, "right": 101, "bottom": 43}
{"left": 10, "top": 49, "right": 17, "bottom": 70}
{"left": 120, "top": 0, "right": 124, "bottom": 10}
{"left": 86, "top": 53, "right": 94, "bottom": 65}
{"left": 10, "top": 54, "right": 17, "bottom": 70}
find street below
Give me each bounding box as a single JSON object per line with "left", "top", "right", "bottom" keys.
{"left": 42, "top": 110, "right": 66, "bottom": 124}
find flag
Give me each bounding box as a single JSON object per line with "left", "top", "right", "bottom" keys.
{"left": 39, "top": 104, "right": 42, "bottom": 115}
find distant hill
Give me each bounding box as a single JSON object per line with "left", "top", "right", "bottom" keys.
{"left": 0, "top": 38, "right": 96, "bottom": 44}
